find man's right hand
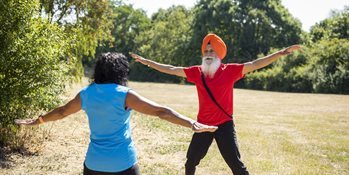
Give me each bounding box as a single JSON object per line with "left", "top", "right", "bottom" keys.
{"left": 130, "top": 52, "right": 187, "bottom": 78}
{"left": 130, "top": 53, "right": 148, "bottom": 66}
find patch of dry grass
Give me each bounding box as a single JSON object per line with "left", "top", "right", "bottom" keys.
{"left": 1, "top": 81, "right": 348, "bottom": 175}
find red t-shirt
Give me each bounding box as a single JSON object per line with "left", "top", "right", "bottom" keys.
{"left": 184, "top": 63, "right": 244, "bottom": 126}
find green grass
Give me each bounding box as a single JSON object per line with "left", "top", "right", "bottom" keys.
{"left": 129, "top": 82, "right": 349, "bottom": 175}
{"left": 1, "top": 81, "right": 348, "bottom": 175}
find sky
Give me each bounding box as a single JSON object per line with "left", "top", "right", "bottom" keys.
{"left": 124, "top": 0, "right": 348, "bottom": 32}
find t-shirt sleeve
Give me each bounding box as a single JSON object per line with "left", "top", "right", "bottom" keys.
{"left": 79, "top": 86, "right": 88, "bottom": 111}
{"left": 116, "top": 85, "right": 132, "bottom": 111}
{"left": 184, "top": 66, "right": 200, "bottom": 83}
{"left": 226, "top": 63, "right": 245, "bottom": 82}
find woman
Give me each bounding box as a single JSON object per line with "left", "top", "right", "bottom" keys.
{"left": 15, "top": 52, "right": 217, "bottom": 175}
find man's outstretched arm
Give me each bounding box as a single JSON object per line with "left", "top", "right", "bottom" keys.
{"left": 130, "top": 53, "right": 186, "bottom": 78}
{"left": 242, "top": 45, "right": 301, "bottom": 74}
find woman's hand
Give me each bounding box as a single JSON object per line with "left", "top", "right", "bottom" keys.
{"left": 14, "top": 118, "right": 39, "bottom": 126}
{"left": 15, "top": 115, "right": 44, "bottom": 126}
{"left": 192, "top": 122, "right": 218, "bottom": 133}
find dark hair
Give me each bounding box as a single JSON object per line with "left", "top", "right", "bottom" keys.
{"left": 93, "top": 52, "right": 129, "bottom": 86}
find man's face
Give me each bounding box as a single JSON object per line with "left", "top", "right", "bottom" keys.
{"left": 203, "top": 44, "right": 218, "bottom": 65}
{"left": 201, "top": 44, "right": 221, "bottom": 78}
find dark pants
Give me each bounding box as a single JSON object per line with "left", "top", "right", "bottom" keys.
{"left": 83, "top": 163, "right": 141, "bottom": 175}
{"left": 185, "top": 120, "right": 249, "bottom": 175}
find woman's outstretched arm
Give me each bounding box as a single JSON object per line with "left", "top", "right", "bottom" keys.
{"left": 15, "top": 94, "right": 81, "bottom": 125}
{"left": 125, "top": 90, "right": 217, "bottom": 133}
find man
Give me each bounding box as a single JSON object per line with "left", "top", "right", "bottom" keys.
{"left": 131, "top": 33, "right": 300, "bottom": 175}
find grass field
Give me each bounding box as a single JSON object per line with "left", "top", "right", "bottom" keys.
{"left": 1, "top": 80, "right": 348, "bottom": 175}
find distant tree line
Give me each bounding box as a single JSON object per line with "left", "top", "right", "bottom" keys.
{"left": 97, "top": 0, "right": 348, "bottom": 94}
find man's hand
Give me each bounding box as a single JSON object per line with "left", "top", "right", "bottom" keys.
{"left": 130, "top": 52, "right": 187, "bottom": 77}
{"left": 130, "top": 53, "right": 149, "bottom": 66}
{"left": 279, "top": 45, "right": 301, "bottom": 55}
{"left": 192, "top": 122, "right": 218, "bottom": 133}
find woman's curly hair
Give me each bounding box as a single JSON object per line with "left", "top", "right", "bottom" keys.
{"left": 94, "top": 52, "right": 129, "bottom": 86}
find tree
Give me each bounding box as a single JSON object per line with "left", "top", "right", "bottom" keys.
{"left": 244, "top": 48, "right": 313, "bottom": 92}
{"left": 190, "top": 0, "right": 303, "bottom": 64}
{"left": 310, "top": 7, "right": 349, "bottom": 42}
{"left": 308, "top": 39, "right": 349, "bottom": 94}
{"left": 188, "top": 0, "right": 236, "bottom": 65}
{"left": 129, "top": 5, "right": 193, "bottom": 82}
{"left": 0, "top": 0, "right": 72, "bottom": 147}
{"left": 109, "top": 4, "right": 150, "bottom": 55}
{"left": 39, "top": 0, "right": 114, "bottom": 78}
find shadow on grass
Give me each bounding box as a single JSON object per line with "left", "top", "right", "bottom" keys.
{"left": 0, "top": 146, "right": 38, "bottom": 169}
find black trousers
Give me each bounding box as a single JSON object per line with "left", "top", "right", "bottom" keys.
{"left": 83, "top": 163, "right": 141, "bottom": 175}
{"left": 185, "top": 120, "right": 249, "bottom": 175}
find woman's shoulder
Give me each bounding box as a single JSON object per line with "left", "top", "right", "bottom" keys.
{"left": 115, "top": 84, "right": 131, "bottom": 93}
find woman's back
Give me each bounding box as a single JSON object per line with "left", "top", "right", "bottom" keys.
{"left": 80, "top": 83, "right": 137, "bottom": 172}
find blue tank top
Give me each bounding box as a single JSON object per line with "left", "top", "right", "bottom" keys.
{"left": 79, "top": 83, "right": 136, "bottom": 172}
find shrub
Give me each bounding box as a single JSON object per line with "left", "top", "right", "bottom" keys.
{"left": 0, "top": 0, "right": 72, "bottom": 147}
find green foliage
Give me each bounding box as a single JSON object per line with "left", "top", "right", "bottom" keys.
{"left": 98, "top": 5, "right": 192, "bottom": 83}
{"left": 244, "top": 48, "right": 312, "bottom": 92}
{"left": 130, "top": 5, "right": 192, "bottom": 82}
{"left": 95, "top": 0, "right": 305, "bottom": 84}
{"left": 245, "top": 39, "right": 349, "bottom": 94}
{"left": 111, "top": 5, "right": 150, "bottom": 55}
{"left": 307, "top": 39, "right": 349, "bottom": 93}
{"left": 0, "top": 0, "right": 72, "bottom": 146}
{"left": 188, "top": 0, "right": 238, "bottom": 64}
{"left": 244, "top": 7, "right": 349, "bottom": 94}
{"left": 141, "top": 6, "right": 193, "bottom": 65}
{"left": 0, "top": 0, "right": 115, "bottom": 147}
{"left": 39, "top": 0, "right": 114, "bottom": 78}
{"left": 189, "top": 0, "right": 303, "bottom": 63}
{"left": 310, "top": 7, "right": 348, "bottom": 42}
{"left": 95, "top": 1, "right": 347, "bottom": 94}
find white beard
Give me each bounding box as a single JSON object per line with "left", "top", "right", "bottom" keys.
{"left": 201, "top": 56, "right": 221, "bottom": 78}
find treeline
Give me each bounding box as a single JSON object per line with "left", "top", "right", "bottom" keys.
{"left": 244, "top": 9, "right": 349, "bottom": 93}
{"left": 0, "top": 0, "right": 348, "bottom": 147}
{"left": 95, "top": 0, "right": 348, "bottom": 94}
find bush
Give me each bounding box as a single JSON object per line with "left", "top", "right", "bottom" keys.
{"left": 0, "top": 0, "right": 72, "bottom": 147}
{"left": 244, "top": 48, "right": 311, "bottom": 92}
{"left": 308, "top": 39, "right": 349, "bottom": 94}
{"left": 244, "top": 40, "right": 349, "bottom": 94}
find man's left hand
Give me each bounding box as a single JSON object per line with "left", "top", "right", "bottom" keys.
{"left": 280, "top": 45, "right": 301, "bottom": 55}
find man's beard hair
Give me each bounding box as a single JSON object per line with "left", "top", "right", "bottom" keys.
{"left": 201, "top": 56, "right": 221, "bottom": 78}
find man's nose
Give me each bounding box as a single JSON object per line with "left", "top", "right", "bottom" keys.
{"left": 205, "top": 53, "right": 214, "bottom": 57}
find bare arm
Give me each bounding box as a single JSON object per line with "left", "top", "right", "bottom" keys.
{"left": 125, "top": 90, "right": 217, "bottom": 133}
{"left": 15, "top": 94, "right": 82, "bottom": 125}
{"left": 130, "top": 53, "right": 186, "bottom": 78}
{"left": 242, "top": 45, "right": 301, "bottom": 74}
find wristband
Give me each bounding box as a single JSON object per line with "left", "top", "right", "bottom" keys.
{"left": 38, "top": 115, "right": 45, "bottom": 124}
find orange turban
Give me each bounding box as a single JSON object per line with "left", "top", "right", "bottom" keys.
{"left": 201, "top": 33, "right": 227, "bottom": 59}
